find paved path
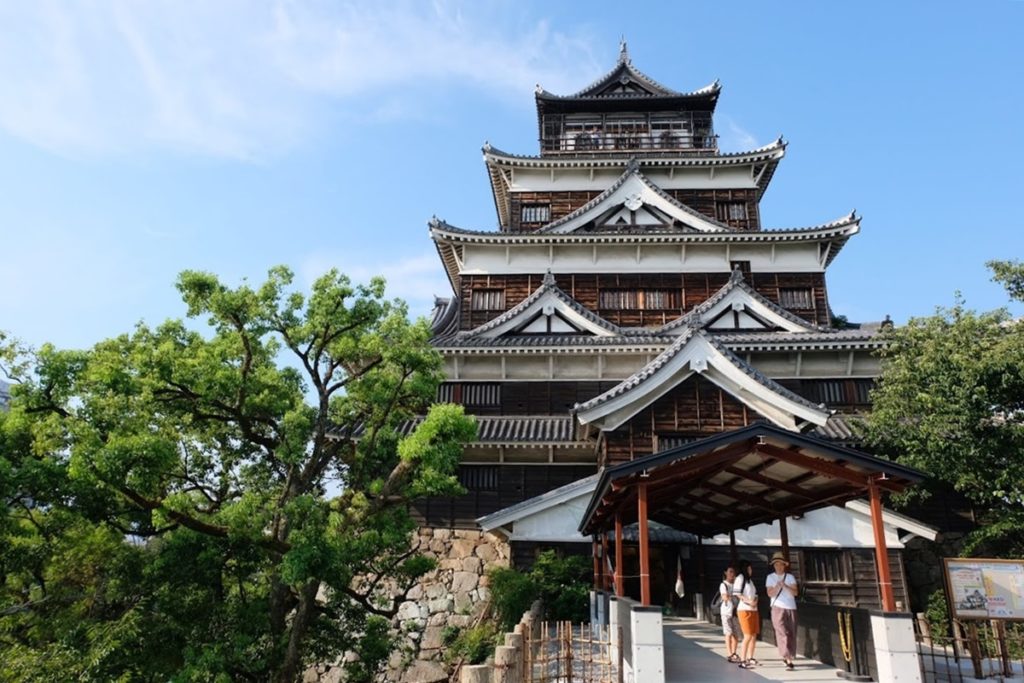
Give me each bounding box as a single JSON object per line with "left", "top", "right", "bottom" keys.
{"left": 663, "top": 617, "right": 843, "bottom": 682}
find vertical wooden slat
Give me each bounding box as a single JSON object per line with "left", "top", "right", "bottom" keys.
{"left": 614, "top": 513, "right": 624, "bottom": 597}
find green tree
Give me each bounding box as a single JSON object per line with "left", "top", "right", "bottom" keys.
{"left": 0, "top": 267, "right": 475, "bottom": 682}
{"left": 867, "top": 260, "right": 1024, "bottom": 555}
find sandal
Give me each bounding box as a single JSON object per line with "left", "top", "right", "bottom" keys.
{"left": 727, "top": 653, "right": 741, "bottom": 663}
{"left": 738, "top": 660, "right": 752, "bottom": 669}
{"left": 785, "top": 660, "right": 795, "bottom": 670}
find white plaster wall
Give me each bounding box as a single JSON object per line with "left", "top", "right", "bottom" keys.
{"left": 506, "top": 166, "right": 757, "bottom": 192}
{"left": 460, "top": 242, "right": 826, "bottom": 276}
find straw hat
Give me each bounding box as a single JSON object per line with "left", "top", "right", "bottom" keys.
{"left": 769, "top": 551, "right": 790, "bottom": 566}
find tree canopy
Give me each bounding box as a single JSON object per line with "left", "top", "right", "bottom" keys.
{"left": 868, "top": 260, "right": 1024, "bottom": 555}
{"left": 0, "top": 267, "right": 475, "bottom": 682}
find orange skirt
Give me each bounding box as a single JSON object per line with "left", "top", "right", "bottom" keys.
{"left": 738, "top": 610, "right": 761, "bottom": 636}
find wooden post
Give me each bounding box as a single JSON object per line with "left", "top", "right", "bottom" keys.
{"left": 868, "top": 477, "right": 896, "bottom": 611}
{"left": 779, "top": 515, "right": 790, "bottom": 561}
{"left": 614, "top": 512, "right": 624, "bottom": 597}
{"left": 592, "top": 538, "right": 601, "bottom": 590}
{"left": 638, "top": 483, "right": 651, "bottom": 606}
{"left": 729, "top": 530, "right": 737, "bottom": 565}
{"left": 598, "top": 532, "right": 606, "bottom": 589}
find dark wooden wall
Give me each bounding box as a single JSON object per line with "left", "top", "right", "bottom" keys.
{"left": 411, "top": 464, "right": 596, "bottom": 529}
{"left": 460, "top": 272, "right": 829, "bottom": 330}
{"left": 697, "top": 546, "right": 908, "bottom": 612}
{"left": 507, "top": 188, "right": 761, "bottom": 232}
{"left": 602, "top": 376, "right": 763, "bottom": 466}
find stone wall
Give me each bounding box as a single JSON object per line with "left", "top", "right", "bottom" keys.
{"left": 902, "top": 532, "right": 967, "bottom": 613}
{"left": 385, "top": 527, "right": 511, "bottom": 683}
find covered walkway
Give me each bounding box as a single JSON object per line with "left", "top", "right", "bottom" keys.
{"left": 663, "top": 618, "right": 839, "bottom": 682}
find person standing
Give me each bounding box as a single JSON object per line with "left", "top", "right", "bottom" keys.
{"left": 766, "top": 551, "right": 799, "bottom": 670}
{"left": 733, "top": 559, "right": 759, "bottom": 669}
{"left": 719, "top": 565, "right": 741, "bottom": 663}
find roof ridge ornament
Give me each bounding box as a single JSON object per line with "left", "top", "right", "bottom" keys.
{"left": 729, "top": 266, "right": 745, "bottom": 284}
{"left": 618, "top": 37, "right": 629, "bottom": 64}
{"left": 542, "top": 269, "right": 556, "bottom": 286}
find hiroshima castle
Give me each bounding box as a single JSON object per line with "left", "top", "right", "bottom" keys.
{"left": 390, "top": 43, "right": 938, "bottom": 683}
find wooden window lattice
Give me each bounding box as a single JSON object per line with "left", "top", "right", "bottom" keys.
{"left": 471, "top": 289, "right": 506, "bottom": 310}
{"left": 779, "top": 287, "right": 814, "bottom": 310}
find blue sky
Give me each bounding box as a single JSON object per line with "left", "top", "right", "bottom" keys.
{"left": 1, "top": 1, "right": 1022, "bottom": 350}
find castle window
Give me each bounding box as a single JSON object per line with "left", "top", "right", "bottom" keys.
{"left": 437, "top": 383, "right": 501, "bottom": 407}
{"left": 599, "top": 289, "right": 680, "bottom": 310}
{"left": 779, "top": 288, "right": 814, "bottom": 309}
{"left": 471, "top": 289, "right": 505, "bottom": 310}
{"left": 458, "top": 465, "right": 499, "bottom": 492}
{"left": 717, "top": 201, "right": 748, "bottom": 222}
{"left": 521, "top": 204, "right": 551, "bottom": 223}
{"left": 729, "top": 260, "right": 752, "bottom": 278}
{"left": 802, "top": 550, "right": 852, "bottom": 584}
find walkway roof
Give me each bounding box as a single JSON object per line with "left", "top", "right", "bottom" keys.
{"left": 578, "top": 422, "right": 924, "bottom": 537}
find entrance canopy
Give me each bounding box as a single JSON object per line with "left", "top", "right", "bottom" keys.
{"left": 579, "top": 422, "right": 923, "bottom": 537}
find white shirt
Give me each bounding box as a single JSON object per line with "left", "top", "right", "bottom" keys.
{"left": 734, "top": 574, "right": 757, "bottom": 611}
{"left": 719, "top": 581, "right": 735, "bottom": 616}
{"left": 766, "top": 572, "right": 798, "bottom": 610}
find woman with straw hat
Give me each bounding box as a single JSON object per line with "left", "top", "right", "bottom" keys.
{"left": 766, "top": 551, "right": 800, "bottom": 670}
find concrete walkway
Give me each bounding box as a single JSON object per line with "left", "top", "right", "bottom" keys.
{"left": 664, "top": 618, "right": 842, "bottom": 682}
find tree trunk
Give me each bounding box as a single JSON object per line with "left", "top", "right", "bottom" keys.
{"left": 274, "top": 580, "right": 320, "bottom": 683}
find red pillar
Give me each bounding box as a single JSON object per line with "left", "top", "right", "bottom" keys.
{"left": 615, "top": 513, "right": 625, "bottom": 597}
{"left": 638, "top": 483, "right": 651, "bottom": 606}
{"left": 869, "top": 477, "right": 896, "bottom": 611}
{"left": 593, "top": 538, "right": 601, "bottom": 590}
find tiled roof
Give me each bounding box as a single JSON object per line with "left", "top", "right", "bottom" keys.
{"left": 337, "top": 415, "right": 582, "bottom": 445}
{"left": 537, "top": 42, "right": 719, "bottom": 102}
{"left": 429, "top": 211, "right": 860, "bottom": 242}
{"left": 430, "top": 296, "right": 460, "bottom": 337}
{"left": 482, "top": 137, "right": 785, "bottom": 164}
{"left": 812, "top": 414, "right": 867, "bottom": 442}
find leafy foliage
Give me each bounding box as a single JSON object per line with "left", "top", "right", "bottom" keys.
{"left": 444, "top": 623, "right": 500, "bottom": 666}
{"left": 867, "top": 260, "right": 1024, "bottom": 556}
{"left": 0, "top": 267, "right": 475, "bottom": 682}
{"left": 487, "top": 550, "right": 591, "bottom": 631}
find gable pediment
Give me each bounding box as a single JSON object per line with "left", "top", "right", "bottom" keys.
{"left": 657, "top": 270, "right": 819, "bottom": 335}
{"left": 574, "top": 329, "right": 830, "bottom": 432}
{"left": 462, "top": 273, "right": 621, "bottom": 339}
{"left": 539, "top": 167, "right": 730, "bottom": 235}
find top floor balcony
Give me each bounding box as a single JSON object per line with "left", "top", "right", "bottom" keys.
{"left": 540, "top": 112, "right": 717, "bottom": 157}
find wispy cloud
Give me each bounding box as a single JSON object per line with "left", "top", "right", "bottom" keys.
{"left": 300, "top": 249, "right": 451, "bottom": 319}
{"left": 0, "top": 1, "right": 600, "bottom": 160}
{"left": 718, "top": 116, "right": 760, "bottom": 152}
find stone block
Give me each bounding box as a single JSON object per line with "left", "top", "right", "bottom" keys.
{"left": 450, "top": 539, "right": 476, "bottom": 559}
{"left": 475, "top": 544, "right": 498, "bottom": 562}
{"left": 433, "top": 528, "right": 452, "bottom": 540}
{"left": 428, "top": 597, "right": 454, "bottom": 614}
{"left": 401, "top": 659, "right": 448, "bottom": 683}
{"left": 452, "top": 571, "right": 479, "bottom": 593}
{"left": 462, "top": 556, "right": 482, "bottom": 574}
{"left": 425, "top": 582, "right": 447, "bottom": 599}
{"left": 454, "top": 591, "right": 474, "bottom": 613}
{"left": 421, "top": 625, "right": 446, "bottom": 650}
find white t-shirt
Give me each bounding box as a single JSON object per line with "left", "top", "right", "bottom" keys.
{"left": 734, "top": 574, "right": 757, "bottom": 611}
{"left": 719, "top": 581, "right": 735, "bottom": 616}
{"left": 766, "top": 572, "right": 798, "bottom": 610}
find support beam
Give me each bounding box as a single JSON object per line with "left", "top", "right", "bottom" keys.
{"left": 638, "top": 483, "right": 651, "bottom": 606}
{"left": 729, "top": 531, "right": 738, "bottom": 564}
{"left": 779, "top": 516, "right": 790, "bottom": 561}
{"left": 602, "top": 532, "right": 611, "bottom": 592}
{"left": 869, "top": 478, "right": 896, "bottom": 611}
{"left": 593, "top": 538, "right": 601, "bottom": 590}
{"left": 615, "top": 513, "right": 624, "bottom": 597}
